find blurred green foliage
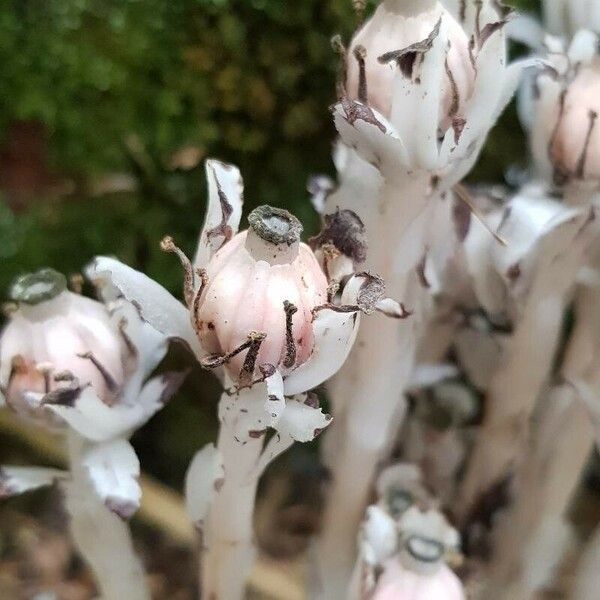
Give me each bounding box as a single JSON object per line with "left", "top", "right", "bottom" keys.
{"left": 0, "top": 0, "right": 539, "bottom": 485}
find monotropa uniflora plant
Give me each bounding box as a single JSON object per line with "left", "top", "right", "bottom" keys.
{"left": 0, "top": 267, "right": 183, "bottom": 600}
{"left": 313, "top": 0, "right": 539, "bottom": 592}
{"left": 89, "top": 158, "right": 406, "bottom": 600}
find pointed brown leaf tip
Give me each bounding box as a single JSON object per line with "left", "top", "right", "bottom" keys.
{"left": 339, "top": 97, "right": 386, "bottom": 132}
{"left": 452, "top": 196, "right": 471, "bottom": 242}
{"left": 356, "top": 273, "right": 386, "bottom": 314}
{"left": 309, "top": 209, "right": 368, "bottom": 264}
{"left": 205, "top": 167, "right": 234, "bottom": 245}
{"left": 378, "top": 18, "right": 442, "bottom": 79}
{"left": 106, "top": 497, "right": 137, "bottom": 521}
{"left": 159, "top": 370, "right": 190, "bottom": 405}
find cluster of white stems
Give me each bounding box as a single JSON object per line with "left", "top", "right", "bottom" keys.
{"left": 3, "top": 1, "right": 600, "bottom": 599}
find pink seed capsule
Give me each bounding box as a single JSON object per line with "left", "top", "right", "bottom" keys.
{"left": 194, "top": 206, "right": 328, "bottom": 382}
{"left": 0, "top": 269, "right": 124, "bottom": 421}
{"left": 545, "top": 61, "right": 600, "bottom": 184}
{"left": 345, "top": 0, "right": 475, "bottom": 131}
{"left": 372, "top": 541, "right": 465, "bottom": 600}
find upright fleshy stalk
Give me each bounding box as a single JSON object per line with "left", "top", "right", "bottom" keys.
{"left": 455, "top": 186, "right": 598, "bottom": 522}
{"left": 315, "top": 1, "right": 529, "bottom": 592}
{"left": 90, "top": 159, "right": 403, "bottom": 600}
{"left": 469, "top": 29, "right": 600, "bottom": 596}
{"left": 0, "top": 267, "right": 179, "bottom": 600}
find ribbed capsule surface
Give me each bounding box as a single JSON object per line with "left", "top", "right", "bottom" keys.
{"left": 346, "top": 1, "right": 475, "bottom": 130}
{"left": 194, "top": 230, "right": 328, "bottom": 379}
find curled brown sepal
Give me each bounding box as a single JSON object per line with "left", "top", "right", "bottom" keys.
{"left": 378, "top": 18, "right": 442, "bottom": 80}
{"left": 309, "top": 208, "right": 368, "bottom": 264}
{"left": 160, "top": 235, "right": 196, "bottom": 308}
{"left": 199, "top": 332, "right": 267, "bottom": 376}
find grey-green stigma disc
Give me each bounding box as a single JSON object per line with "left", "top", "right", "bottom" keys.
{"left": 248, "top": 205, "right": 303, "bottom": 246}
{"left": 10, "top": 268, "right": 68, "bottom": 305}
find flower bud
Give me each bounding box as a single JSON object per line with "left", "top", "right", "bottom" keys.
{"left": 372, "top": 556, "right": 465, "bottom": 600}
{"left": 0, "top": 268, "right": 124, "bottom": 423}
{"left": 546, "top": 61, "right": 600, "bottom": 185}
{"left": 345, "top": 0, "right": 476, "bottom": 131}
{"left": 195, "top": 206, "right": 328, "bottom": 382}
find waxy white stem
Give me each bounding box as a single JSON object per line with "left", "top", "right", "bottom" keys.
{"left": 316, "top": 173, "right": 435, "bottom": 597}
{"left": 574, "top": 524, "right": 600, "bottom": 600}
{"left": 485, "top": 264, "right": 600, "bottom": 598}
{"left": 456, "top": 226, "right": 590, "bottom": 522}
{"left": 65, "top": 432, "right": 150, "bottom": 600}
{"left": 201, "top": 394, "right": 264, "bottom": 600}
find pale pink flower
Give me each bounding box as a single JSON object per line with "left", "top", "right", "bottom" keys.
{"left": 372, "top": 555, "right": 465, "bottom": 600}
{"left": 525, "top": 30, "right": 600, "bottom": 189}
{"left": 346, "top": 0, "right": 475, "bottom": 131}
{"left": 194, "top": 206, "right": 328, "bottom": 380}
{"left": 0, "top": 267, "right": 181, "bottom": 518}
{"left": 0, "top": 269, "right": 123, "bottom": 424}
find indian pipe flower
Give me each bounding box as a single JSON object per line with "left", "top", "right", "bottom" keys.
{"left": 0, "top": 267, "right": 181, "bottom": 518}
{"left": 370, "top": 506, "right": 463, "bottom": 600}
{"left": 89, "top": 159, "right": 403, "bottom": 401}
{"left": 0, "top": 269, "right": 123, "bottom": 425}
{"left": 87, "top": 159, "right": 405, "bottom": 600}
{"left": 371, "top": 554, "right": 465, "bottom": 600}
{"left": 346, "top": 0, "right": 475, "bottom": 132}
{"left": 351, "top": 482, "right": 463, "bottom": 600}
{"left": 525, "top": 30, "right": 600, "bottom": 191}
{"left": 333, "top": 0, "right": 529, "bottom": 182}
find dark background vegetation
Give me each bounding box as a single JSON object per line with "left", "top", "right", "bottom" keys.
{"left": 0, "top": 0, "right": 538, "bottom": 488}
